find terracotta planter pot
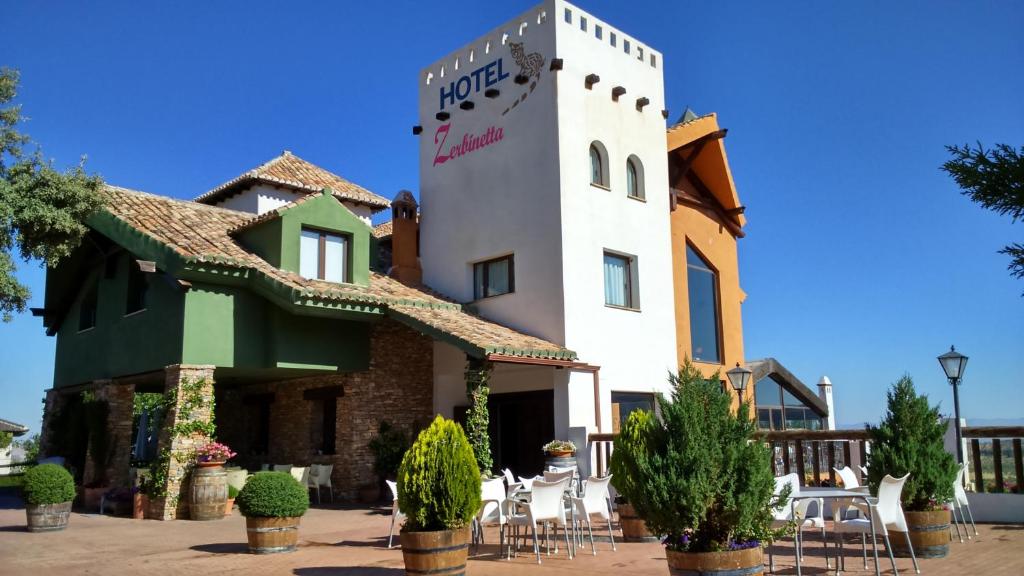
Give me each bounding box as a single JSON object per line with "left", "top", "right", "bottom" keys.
{"left": 245, "top": 516, "right": 301, "bottom": 554}
{"left": 133, "top": 493, "right": 148, "bottom": 519}
{"left": 666, "top": 546, "right": 764, "bottom": 575}
{"left": 889, "top": 508, "right": 951, "bottom": 559}
{"left": 400, "top": 526, "right": 470, "bottom": 576}
{"left": 618, "top": 503, "right": 658, "bottom": 542}
{"left": 547, "top": 450, "right": 574, "bottom": 458}
{"left": 26, "top": 501, "right": 72, "bottom": 533}
{"left": 197, "top": 460, "right": 227, "bottom": 468}
{"left": 225, "top": 498, "right": 235, "bottom": 516}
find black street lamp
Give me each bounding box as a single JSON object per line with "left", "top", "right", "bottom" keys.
{"left": 938, "top": 346, "right": 969, "bottom": 464}
{"left": 726, "top": 362, "right": 753, "bottom": 405}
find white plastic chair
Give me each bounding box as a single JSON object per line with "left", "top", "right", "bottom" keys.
{"left": 950, "top": 462, "right": 977, "bottom": 542}
{"left": 570, "top": 475, "right": 615, "bottom": 555}
{"left": 474, "top": 477, "right": 508, "bottom": 552}
{"left": 834, "top": 466, "right": 870, "bottom": 518}
{"left": 506, "top": 477, "right": 573, "bottom": 564}
{"left": 502, "top": 468, "right": 516, "bottom": 487}
{"left": 386, "top": 480, "right": 405, "bottom": 548}
{"left": 768, "top": 473, "right": 828, "bottom": 572}
{"left": 290, "top": 466, "right": 309, "bottom": 488}
{"left": 859, "top": 465, "right": 869, "bottom": 478}
{"left": 518, "top": 475, "right": 539, "bottom": 491}
{"left": 832, "top": 473, "right": 920, "bottom": 575}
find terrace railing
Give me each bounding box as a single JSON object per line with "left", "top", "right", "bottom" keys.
{"left": 589, "top": 433, "right": 616, "bottom": 478}
{"left": 964, "top": 425, "right": 1024, "bottom": 494}
{"left": 757, "top": 429, "right": 871, "bottom": 486}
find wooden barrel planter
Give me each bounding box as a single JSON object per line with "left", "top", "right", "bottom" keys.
{"left": 26, "top": 502, "right": 72, "bottom": 533}
{"left": 246, "top": 516, "right": 301, "bottom": 554}
{"left": 190, "top": 462, "right": 228, "bottom": 521}
{"left": 889, "top": 509, "right": 951, "bottom": 559}
{"left": 618, "top": 502, "right": 658, "bottom": 542}
{"left": 667, "top": 547, "right": 764, "bottom": 576}
{"left": 400, "top": 526, "right": 470, "bottom": 576}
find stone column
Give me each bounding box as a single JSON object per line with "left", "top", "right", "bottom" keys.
{"left": 152, "top": 364, "right": 215, "bottom": 521}
{"left": 89, "top": 381, "right": 136, "bottom": 489}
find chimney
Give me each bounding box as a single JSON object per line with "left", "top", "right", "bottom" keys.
{"left": 389, "top": 190, "right": 421, "bottom": 284}
{"left": 817, "top": 376, "right": 836, "bottom": 431}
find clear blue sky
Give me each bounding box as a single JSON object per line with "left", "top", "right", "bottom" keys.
{"left": 1, "top": 1, "right": 1021, "bottom": 433}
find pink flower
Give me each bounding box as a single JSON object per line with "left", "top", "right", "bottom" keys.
{"left": 195, "top": 442, "right": 237, "bottom": 463}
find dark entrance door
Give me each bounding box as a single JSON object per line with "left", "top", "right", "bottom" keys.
{"left": 488, "top": 390, "right": 554, "bottom": 477}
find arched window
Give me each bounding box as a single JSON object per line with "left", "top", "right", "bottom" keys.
{"left": 626, "top": 155, "right": 644, "bottom": 199}
{"left": 589, "top": 141, "right": 609, "bottom": 188}
{"left": 686, "top": 243, "right": 721, "bottom": 364}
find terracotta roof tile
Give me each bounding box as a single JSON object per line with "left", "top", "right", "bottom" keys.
{"left": 372, "top": 220, "right": 393, "bottom": 239}
{"left": 99, "top": 186, "right": 574, "bottom": 361}
{"left": 195, "top": 151, "right": 389, "bottom": 210}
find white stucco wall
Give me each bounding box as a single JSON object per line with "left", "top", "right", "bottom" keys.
{"left": 421, "top": 0, "right": 677, "bottom": 437}
{"left": 214, "top": 184, "right": 373, "bottom": 225}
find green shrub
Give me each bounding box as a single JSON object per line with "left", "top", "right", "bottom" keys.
{"left": 236, "top": 472, "right": 308, "bottom": 518}
{"left": 610, "top": 359, "right": 780, "bottom": 552}
{"left": 228, "top": 484, "right": 239, "bottom": 499}
{"left": 867, "top": 375, "right": 957, "bottom": 511}
{"left": 368, "top": 421, "right": 410, "bottom": 481}
{"left": 397, "top": 415, "right": 481, "bottom": 532}
{"left": 22, "top": 464, "right": 76, "bottom": 505}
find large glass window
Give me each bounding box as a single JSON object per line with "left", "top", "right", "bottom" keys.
{"left": 686, "top": 244, "right": 721, "bottom": 363}
{"left": 473, "top": 255, "right": 514, "bottom": 299}
{"left": 125, "top": 258, "right": 149, "bottom": 315}
{"left": 300, "top": 228, "right": 348, "bottom": 283}
{"left": 754, "top": 376, "right": 823, "bottom": 430}
{"left": 603, "top": 251, "right": 638, "bottom": 309}
{"left": 611, "top": 392, "right": 655, "bottom": 433}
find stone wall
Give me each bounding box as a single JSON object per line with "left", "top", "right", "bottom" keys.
{"left": 217, "top": 318, "right": 433, "bottom": 499}
{"left": 84, "top": 381, "right": 135, "bottom": 489}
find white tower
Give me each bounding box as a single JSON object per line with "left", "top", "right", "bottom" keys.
{"left": 418, "top": 1, "right": 678, "bottom": 434}
{"left": 818, "top": 376, "right": 836, "bottom": 430}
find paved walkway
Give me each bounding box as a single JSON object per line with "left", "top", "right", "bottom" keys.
{"left": 0, "top": 502, "right": 1021, "bottom": 575}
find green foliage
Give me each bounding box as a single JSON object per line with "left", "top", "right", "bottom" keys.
{"left": 942, "top": 142, "right": 1024, "bottom": 285}
{"left": 867, "top": 375, "right": 957, "bottom": 511}
{"left": 610, "top": 359, "right": 779, "bottom": 552}
{"left": 138, "top": 449, "right": 171, "bottom": 498}
{"left": 236, "top": 471, "right": 309, "bottom": 518}
{"left": 15, "top": 433, "right": 39, "bottom": 461}
{"left": 83, "top": 393, "right": 115, "bottom": 485}
{"left": 464, "top": 360, "right": 493, "bottom": 474}
{"left": 0, "top": 67, "right": 105, "bottom": 321}
{"left": 0, "top": 431, "right": 11, "bottom": 451}
{"left": 368, "top": 421, "right": 410, "bottom": 480}
{"left": 397, "top": 415, "right": 481, "bottom": 532}
{"left": 228, "top": 484, "right": 240, "bottom": 499}
{"left": 22, "top": 463, "right": 76, "bottom": 505}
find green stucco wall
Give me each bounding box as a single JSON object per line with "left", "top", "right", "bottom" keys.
{"left": 274, "top": 192, "right": 373, "bottom": 286}
{"left": 53, "top": 252, "right": 185, "bottom": 388}
{"left": 236, "top": 218, "right": 282, "bottom": 268}
{"left": 181, "top": 282, "right": 370, "bottom": 371}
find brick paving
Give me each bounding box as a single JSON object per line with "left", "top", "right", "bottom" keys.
{"left": 0, "top": 502, "right": 1022, "bottom": 575}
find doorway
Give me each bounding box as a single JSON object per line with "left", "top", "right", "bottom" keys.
{"left": 488, "top": 390, "right": 554, "bottom": 477}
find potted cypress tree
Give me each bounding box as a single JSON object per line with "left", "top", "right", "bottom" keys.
{"left": 236, "top": 471, "right": 309, "bottom": 554}
{"left": 397, "top": 416, "right": 481, "bottom": 575}
{"left": 23, "top": 464, "right": 77, "bottom": 532}
{"left": 867, "top": 375, "right": 957, "bottom": 558}
{"left": 612, "top": 360, "right": 781, "bottom": 575}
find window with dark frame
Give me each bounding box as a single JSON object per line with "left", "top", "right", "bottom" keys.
{"left": 754, "top": 377, "right": 823, "bottom": 431}
{"left": 300, "top": 227, "right": 348, "bottom": 283}
{"left": 589, "top": 144, "right": 606, "bottom": 187}
{"left": 685, "top": 243, "right": 721, "bottom": 363}
{"left": 79, "top": 277, "right": 98, "bottom": 331}
{"left": 626, "top": 155, "right": 644, "bottom": 199}
{"left": 473, "top": 254, "right": 514, "bottom": 300}
{"left": 603, "top": 251, "right": 638, "bottom": 309}
{"left": 611, "top": 391, "right": 655, "bottom": 433}
{"left": 304, "top": 386, "right": 341, "bottom": 455}
{"left": 125, "top": 258, "right": 149, "bottom": 315}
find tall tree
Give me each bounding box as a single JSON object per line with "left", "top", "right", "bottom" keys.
{"left": 0, "top": 67, "right": 104, "bottom": 321}
{"left": 941, "top": 142, "right": 1024, "bottom": 286}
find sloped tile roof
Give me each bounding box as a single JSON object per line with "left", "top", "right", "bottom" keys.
{"left": 99, "top": 186, "right": 575, "bottom": 361}
{"left": 195, "top": 151, "right": 390, "bottom": 210}
{"left": 372, "top": 220, "right": 393, "bottom": 239}
{"left": 0, "top": 418, "right": 29, "bottom": 435}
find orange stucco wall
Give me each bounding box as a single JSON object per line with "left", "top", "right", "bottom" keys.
{"left": 670, "top": 188, "right": 746, "bottom": 410}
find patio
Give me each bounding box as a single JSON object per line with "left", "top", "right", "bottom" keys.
{"left": 1, "top": 502, "right": 1021, "bottom": 576}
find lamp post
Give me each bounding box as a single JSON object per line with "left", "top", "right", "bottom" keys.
{"left": 726, "top": 362, "right": 753, "bottom": 406}
{"left": 938, "top": 346, "right": 969, "bottom": 464}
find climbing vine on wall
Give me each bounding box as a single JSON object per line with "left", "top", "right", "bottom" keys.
{"left": 464, "top": 360, "right": 493, "bottom": 475}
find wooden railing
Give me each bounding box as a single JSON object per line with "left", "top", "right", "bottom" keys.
{"left": 758, "top": 429, "right": 871, "bottom": 486}
{"left": 589, "top": 433, "right": 616, "bottom": 478}
{"left": 964, "top": 426, "right": 1024, "bottom": 494}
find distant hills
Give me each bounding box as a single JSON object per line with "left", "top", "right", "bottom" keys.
{"left": 837, "top": 417, "right": 1023, "bottom": 430}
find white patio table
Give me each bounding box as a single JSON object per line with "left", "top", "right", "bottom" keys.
{"left": 790, "top": 487, "right": 880, "bottom": 576}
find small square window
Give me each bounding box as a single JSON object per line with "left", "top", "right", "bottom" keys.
{"left": 580, "top": 16, "right": 587, "bottom": 32}
{"left": 603, "top": 251, "right": 639, "bottom": 310}
{"left": 473, "top": 255, "right": 515, "bottom": 299}
{"left": 125, "top": 258, "right": 149, "bottom": 315}
{"left": 564, "top": 8, "right": 572, "bottom": 23}
{"left": 623, "top": 39, "right": 631, "bottom": 54}
{"left": 300, "top": 228, "right": 349, "bottom": 283}
{"left": 610, "top": 32, "right": 617, "bottom": 47}
{"left": 637, "top": 46, "right": 644, "bottom": 61}
{"left": 595, "top": 25, "right": 602, "bottom": 40}
{"left": 650, "top": 53, "right": 657, "bottom": 67}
